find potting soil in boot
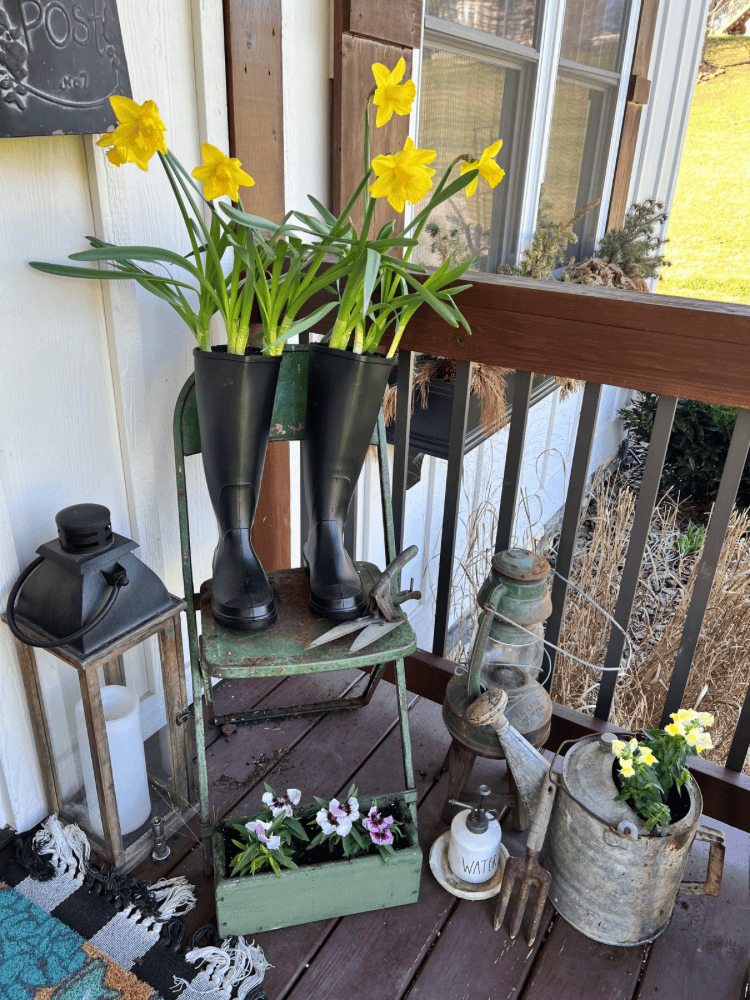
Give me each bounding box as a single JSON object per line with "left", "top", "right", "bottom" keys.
{"left": 193, "top": 348, "right": 281, "bottom": 631}
{"left": 302, "top": 345, "right": 393, "bottom": 621}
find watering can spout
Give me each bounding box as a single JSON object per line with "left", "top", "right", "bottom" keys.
{"left": 467, "top": 689, "right": 549, "bottom": 828}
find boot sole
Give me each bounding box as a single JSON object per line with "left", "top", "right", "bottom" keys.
{"left": 308, "top": 590, "right": 367, "bottom": 623}
{"left": 213, "top": 603, "right": 277, "bottom": 631}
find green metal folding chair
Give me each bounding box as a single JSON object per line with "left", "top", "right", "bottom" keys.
{"left": 173, "top": 344, "right": 418, "bottom": 872}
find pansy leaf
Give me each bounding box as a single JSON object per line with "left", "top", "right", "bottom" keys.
{"left": 286, "top": 817, "right": 309, "bottom": 841}
{"left": 349, "top": 825, "right": 366, "bottom": 850}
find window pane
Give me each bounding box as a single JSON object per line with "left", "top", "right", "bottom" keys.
{"left": 561, "top": 0, "right": 629, "bottom": 72}
{"left": 427, "top": 0, "right": 539, "bottom": 48}
{"left": 415, "top": 47, "right": 516, "bottom": 272}
{"left": 542, "top": 77, "right": 615, "bottom": 258}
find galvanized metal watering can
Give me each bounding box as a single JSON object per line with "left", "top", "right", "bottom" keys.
{"left": 468, "top": 689, "right": 726, "bottom": 947}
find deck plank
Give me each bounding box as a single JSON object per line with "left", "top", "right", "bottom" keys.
{"left": 635, "top": 818, "right": 750, "bottom": 999}
{"left": 135, "top": 669, "right": 362, "bottom": 885}
{"left": 154, "top": 672, "right": 415, "bottom": 945}
{"left": 283, "top": 723, "right": 544, "bottom": 1000}
{"left": 277, "top": 700, "right": 455, "bottom": 1000}
{"left": 519, "top": 919, "right": 644, "bottom": 1000}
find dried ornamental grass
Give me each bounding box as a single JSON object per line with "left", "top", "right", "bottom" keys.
{"left": 552, "top": 479, "right": 750, "bottom": 773}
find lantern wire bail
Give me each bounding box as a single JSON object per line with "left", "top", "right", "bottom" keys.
{"left": 469, "top": 568, "right": 634, "bottom": 678}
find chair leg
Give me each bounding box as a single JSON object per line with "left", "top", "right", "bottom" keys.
{"left": 192, "top": 668, "right": 213, "bottom": 876}
{"left": 440, "top": 738, "right": 477, "bottom": 826}
{"left": 392, "top": 657, "right": 418, "bottom": 827}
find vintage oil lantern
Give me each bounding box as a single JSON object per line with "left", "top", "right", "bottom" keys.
{"left": 442, "top": 549, "right": 554, "bottom": 828}
{"left": 3, "top": 504, "right": 196, "bottom": 870}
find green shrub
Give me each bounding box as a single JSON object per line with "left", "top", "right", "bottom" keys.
{"left": 621, "top": 393, "right": 750, "bottom": 510}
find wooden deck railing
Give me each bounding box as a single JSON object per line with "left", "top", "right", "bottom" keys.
{"left": 381, "top": 270, "right": 750, "bottom": 832}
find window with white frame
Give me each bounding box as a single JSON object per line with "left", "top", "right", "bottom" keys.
{"left": 415, "top": 0, "right": 639, "bottom": 272}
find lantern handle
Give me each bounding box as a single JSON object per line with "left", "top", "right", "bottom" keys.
{"left": 5, "top": 556, "right": 129, "bottom": 649}
{"left": 479, "top": 568, "right": 634, "bottom": 677}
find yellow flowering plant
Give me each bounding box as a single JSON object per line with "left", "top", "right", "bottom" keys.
{"left": 30, "top": 67, "right": 505, "bottom": 359}
{"left": 222, "top": 57, "right": 505, "bottom": 357}
{"left": 610, "top": 709, "right": 715, "bottom": 830}
{"left": 29, "top": 97, "right": 339, "bottom": 356}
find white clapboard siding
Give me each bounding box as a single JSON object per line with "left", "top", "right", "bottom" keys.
{"left": 0, "top": 0, "right": 228, "bottom": 832}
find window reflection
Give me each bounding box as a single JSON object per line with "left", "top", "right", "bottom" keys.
{"left": 560, "top": 0, "right": 629, "bottom": 72}
{"left": 427, "top": 0, "right": 539, "bottom": 48}
{"left": 415, "top": 47, "right": 515, "bottom": 271}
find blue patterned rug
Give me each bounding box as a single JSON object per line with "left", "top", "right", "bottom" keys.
{"left": 0, "top": 818, "right": 269, "bottom": 1000}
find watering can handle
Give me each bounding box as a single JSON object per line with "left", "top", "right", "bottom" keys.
{"left": 466, "top": 583, "right": 507, "bottom": 702}
{"left": 679, "top": 824, "right": 725, "bottom": 897}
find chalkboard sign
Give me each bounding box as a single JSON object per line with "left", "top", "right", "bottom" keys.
{"left": 0, "top": 0, "right": 131, "bottom": 138}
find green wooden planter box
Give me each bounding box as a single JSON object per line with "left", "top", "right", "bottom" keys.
{"left": 213, "top": 793, "right": 422, "bottom": 936}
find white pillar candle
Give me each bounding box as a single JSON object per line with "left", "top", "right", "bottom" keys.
{"left": 75, "top": 685, "right": 152, "bottom": 837}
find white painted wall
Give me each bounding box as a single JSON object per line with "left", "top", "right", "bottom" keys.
{"left": 0, "top": 0, "right": 228, "bottom": 832}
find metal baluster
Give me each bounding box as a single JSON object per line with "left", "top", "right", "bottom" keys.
{"left": 661, "top": 407, "right": 750, "bottom": 727}
{"left": 432, "top": 361, "right": 473, "bottom": 657}
{"left": 392, "top": 350, "right": 415, "bottom": 553}
{"left": 544, "top": 382, "right": 603, "bottom": 690}
{"left": 495, "top": 371, "right": 534, "bottom": 551}
{"left": 727, "top": 668, "right": 750, "bottom": 771}
{"left": 594, "top": 395, "right": 678, "bottom": 721}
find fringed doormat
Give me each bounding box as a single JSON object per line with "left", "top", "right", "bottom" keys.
{"left": 0, "top": 818, "right": 269, "bottom": 1000}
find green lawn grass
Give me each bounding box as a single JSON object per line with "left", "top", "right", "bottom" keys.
{"left": 656, "top": 36, "right": 750, "bottom": 305}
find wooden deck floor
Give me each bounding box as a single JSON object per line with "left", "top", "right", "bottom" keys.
{"left": 133, "top": 670, "right": 750, "bottom": 999}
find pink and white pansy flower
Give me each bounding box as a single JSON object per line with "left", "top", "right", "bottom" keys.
{"left": 331, "top": 795, "right": 360, "bottom": 824}
{"left": 246, "top": 819, "right": 281, "bottom": 851}
{"left": 362, "top": 805, "right": 394, "bottom": 835}
{"left": 368, "top": 825, "right": 395, "bottom": 846}
{"left": 262, "top": 788, "right": 301, "bottom": 818}
{"left": 316, "top": 796, "right": 359, "bottom": 838}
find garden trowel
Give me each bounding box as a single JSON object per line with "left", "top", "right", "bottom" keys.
{"left": 306, "top": 545, "right": 421, "bottom": 651}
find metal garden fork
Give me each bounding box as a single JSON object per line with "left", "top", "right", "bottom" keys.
{"left": 494, "top": 774, "right": 557, "bottom": 946}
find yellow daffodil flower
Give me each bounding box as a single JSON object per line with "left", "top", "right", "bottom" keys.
{"left": 97, "top": 96, "right": 167, "bottom": 171}
{"left": 619, "top": 761, "right": 635, "bottom": 778}
{"left": 697, "top": 712, "right": 715, "bottom": 727}
{"left": 460, "top": 140, "right": 505, "bottom": 198}
{"left": 665, "top": 721, "right": 686, "bottom": 737}
{"left": 372, "top": 58, "right": 416, "bottom": 128}
{"left": 638, "top": 748, "right": 657, "bottom": 766}
{"left": 610, "top": 739, "right": 626, "bottom": 758}
{"left": 369, "top": 137, "right": 436, "bottom": 213}
{"left": 192, "top": 143, "right": 255, "bottom": 202}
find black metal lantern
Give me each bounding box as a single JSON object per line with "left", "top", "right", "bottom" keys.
{"left": 2, "top": 504, "right": 195, "bottom": 870}
{"left": 6, "top": 503, "right": 175, "bottom": 654}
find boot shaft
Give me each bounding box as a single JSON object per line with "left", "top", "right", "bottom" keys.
{"left": 193, "top": 347, "right": 282, "bottom": 526}
{"left": 302, "top": 344, "right": 392, "bottom": 520}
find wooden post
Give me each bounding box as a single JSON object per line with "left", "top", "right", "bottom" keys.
{"left": 77, "top": 667, "right": 123, "bottom": 866}
{"left": 224, "top": 0, "right": 291, "bottom": 572}
{"left": 331, "top": 0, "right": 422, "bottom": 228}
{"left": 606, "top": 0, "right": 661, "bottom": 231}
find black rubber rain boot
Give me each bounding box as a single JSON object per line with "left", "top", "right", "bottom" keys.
{"left": 302, "top": 344, "right": 393, "bottom": 621}
{"left": 193, "top": 346, "right": 281, "bottom": 630}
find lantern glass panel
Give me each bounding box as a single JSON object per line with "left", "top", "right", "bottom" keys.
{"left": 35, "top": 643, "right": 191, "bottom": 863}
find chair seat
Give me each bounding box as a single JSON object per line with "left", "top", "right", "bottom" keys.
{"left": 199, "top": 563, "right": 417, "bottom": 678}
